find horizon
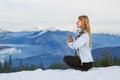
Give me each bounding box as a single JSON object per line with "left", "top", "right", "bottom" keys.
{"left": 2, "top": 28, "right": 120, "bottom": 36}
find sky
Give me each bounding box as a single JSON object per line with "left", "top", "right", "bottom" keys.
{"left": 0, "top": 0, "right": 120, "bottom": 34}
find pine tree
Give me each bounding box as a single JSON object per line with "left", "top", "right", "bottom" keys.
{"left": 30, "top": 64, "right": 36, "bottom": 70}
{"left": 0, "top": 62, "right": 2, "bottom": 73}
{"left": 38, "top": 60, "right": 45, "bottom": 70}
{"left": 100, "top": 48, "right": 112, "bottom": 67}
{"left": 19, "top": 59, "right": 23, "bottom": 71}
{"left": 3, "top": 59, "right": 9, "bottom": 73}
{"left": 94, "top": 58, "right": 101, "bottom": 67}
{"left": 8, "top": 55, "right": 12, "bottom": 72}
{"left": 113, "top": 56, "right": 120, "bottom": 65}
{"left": 25, "top": 62, "right": 29, "bottom": 70}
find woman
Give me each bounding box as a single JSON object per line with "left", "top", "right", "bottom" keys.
{"left": 63, "top": 15, "right": 94, "bottom": 71}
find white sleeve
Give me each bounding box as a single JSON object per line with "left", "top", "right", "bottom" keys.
{"left": 67, "top": 33, "right": 89, "bottom": 49}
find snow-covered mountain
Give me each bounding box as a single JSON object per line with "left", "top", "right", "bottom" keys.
{"left": 0, "top": 66, "right": 120, "bottom": 80}
{"left": 1, "top": 30, "right": 120, "bottom": 49}
{"left": 0, "top": 30, "right": 120, "bottom": 67}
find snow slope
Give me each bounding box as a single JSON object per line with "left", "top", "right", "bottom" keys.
{"left": 0, "top": 66, "right": 120, "bottom": 80}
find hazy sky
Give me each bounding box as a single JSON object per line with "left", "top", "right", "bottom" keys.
{"left": 0, "top": 0, "right": 120, "bottom": 34}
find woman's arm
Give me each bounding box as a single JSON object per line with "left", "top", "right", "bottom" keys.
{"left": 67, "top": 33, "right": 89, "bottom": 49}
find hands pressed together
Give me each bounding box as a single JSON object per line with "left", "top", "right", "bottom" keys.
{"left": 67, "top": 35, "right": 73, "bottom": 42}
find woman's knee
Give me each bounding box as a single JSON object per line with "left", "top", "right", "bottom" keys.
{"left": 63, "top": 56, "right": 68, "bottom": 62}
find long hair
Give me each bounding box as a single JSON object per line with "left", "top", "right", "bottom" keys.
{"left": 78, "top": 15, "right": 92, "bottom": 48}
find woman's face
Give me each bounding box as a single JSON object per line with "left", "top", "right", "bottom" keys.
{"left": 76, "top": 19, "right": 83, "bottom": 28}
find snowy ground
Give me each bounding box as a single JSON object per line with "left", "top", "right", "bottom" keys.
{"left": 0, "top": 66, "right": 120, "bottom": 80}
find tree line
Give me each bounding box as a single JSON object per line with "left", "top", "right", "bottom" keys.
{"left": 0, "top": 56, "right": 45, "bottom": 73}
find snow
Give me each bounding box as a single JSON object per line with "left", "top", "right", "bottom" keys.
{"left": 29, "top": 26, "right": 58, "bottom": 38}
{"left": 28, "top": 30, "right": 48, "bottom": 38}
{"left": 0, "top": 66, "right": 120, "bottom": 80}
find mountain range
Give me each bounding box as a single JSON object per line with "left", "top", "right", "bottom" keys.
{"left": 0, "top": 30, "right": 120, "bottom": 67}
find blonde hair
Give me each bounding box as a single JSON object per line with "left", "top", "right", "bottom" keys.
{"left": 78, "top": 15, "right": 92, "bottom": 48}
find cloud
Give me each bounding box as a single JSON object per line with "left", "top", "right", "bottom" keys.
{"left": 0, "top": 48, "right": 21, "bottom": 55}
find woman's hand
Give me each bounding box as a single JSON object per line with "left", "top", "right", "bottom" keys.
{"left": 67, "top": 35, "right": 73, "bottom": 42}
